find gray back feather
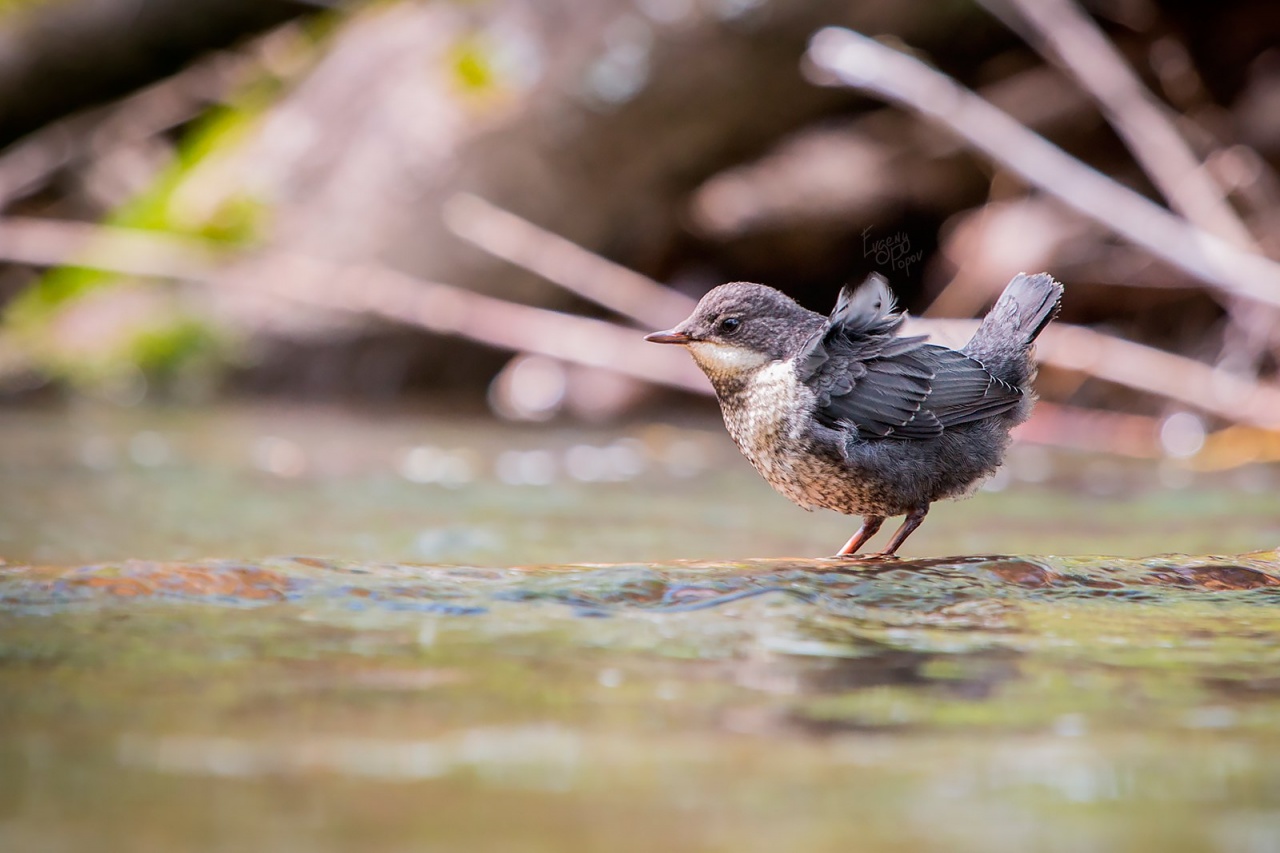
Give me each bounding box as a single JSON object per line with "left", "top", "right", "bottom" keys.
{"left": 963, "top": 273, "right": 1064, "bottom": 386}
{"left": 799, "top": 275, "right": 1025, "bottom": 441}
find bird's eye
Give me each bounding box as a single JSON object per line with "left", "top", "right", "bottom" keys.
{"left": 718, "top": 317, "right": 742, "bottom": 334}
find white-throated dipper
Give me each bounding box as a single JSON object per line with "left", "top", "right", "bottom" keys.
{"left": 645, "top": 272, "right": 1063, "bottom": 557}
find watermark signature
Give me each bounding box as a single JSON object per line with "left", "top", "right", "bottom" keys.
{"left": 863, "top": 227, "right": 922, "bottom": 276}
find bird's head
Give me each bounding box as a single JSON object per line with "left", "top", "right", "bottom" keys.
{"left": 645, "top": 282, "right": 823, "bottom": 382}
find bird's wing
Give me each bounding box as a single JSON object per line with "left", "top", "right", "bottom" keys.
{"left": 799, "top": 277, "right": 1023, "bottom": 440}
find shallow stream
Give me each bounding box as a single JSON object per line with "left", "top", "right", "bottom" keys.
{"left": 2, "top": 405, "right": 1278, "bottom": 852}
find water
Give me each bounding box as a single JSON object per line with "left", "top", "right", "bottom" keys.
{"left": 1, "top": 405, "right": 1279, "bottom": 852}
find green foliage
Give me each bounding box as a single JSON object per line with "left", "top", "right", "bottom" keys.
{"left": 3, "top": 103, "right": 266, "bottom": 396}
{"left": 4, "top": 265, "right": 102, "bottom": 327}
{"left": 7, "top": 103, "right": 263, "bottom": 321}
{"left": 124, "top": 316, "right": 225, "bottom": 379}
{"left": 449, "top": 35, "right": 498, "bottom": 92}
{"left": 110, "top": 105, "right": 266, "bottom": 241}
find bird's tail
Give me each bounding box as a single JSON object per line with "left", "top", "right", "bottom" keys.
{"left": 962, "top": 273, "right": 1063, "bottom": 387}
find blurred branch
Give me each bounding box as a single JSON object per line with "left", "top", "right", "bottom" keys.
{"left": 689, "top": 64, "right": 1094, "bottom": 240}
{"left": 436, "top": 196, "right": 1280, "bottom": 428}
{"left": 0, "top": 218, "right": 709, "bottom": 395}
{"left": 987, "top": 0, "right": 1277, "bottom": 373}
{"left": 1013, "top": 401, "right": 1160, "bottom": 458}
{"left": 990, "top": 0, "right": 1255, "bottom": 248}
{"left": 1021, "top": 404, "right": 1280, "bottom": 468}
{"left": 236, "top": 256, "right": 709, "bottom": 394}
{"left": 0, "top": 217, "right": 223, "bottom": 277}
{"left": 805, "top": 28, "right": 1280, "bottom": 312}
{"left": 5, "top": 217, "right": 1280, "bottom": 425}
{"left": 442, "top": 194, "right": 694, "bottom": 329}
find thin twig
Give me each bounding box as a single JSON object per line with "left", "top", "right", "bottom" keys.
{"left": 805, "top": 28, "right": 1280, "bottom": 311}
{"left": 442, "top": 193, "right": 694, "bottom": 328}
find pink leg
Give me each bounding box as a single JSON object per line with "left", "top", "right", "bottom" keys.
{"left": 835, "top": 516, "right": 885, "bottom": 557}
{"left": 872, "top": 505, "right": 930, "bottom": 557}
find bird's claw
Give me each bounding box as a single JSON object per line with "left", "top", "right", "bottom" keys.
{"left": 825, "top": 552, "right": 900, "bottom": 563}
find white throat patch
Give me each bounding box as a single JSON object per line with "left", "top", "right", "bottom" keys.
{"left": 686, "top": 341, "right": 772, "bottom": 374}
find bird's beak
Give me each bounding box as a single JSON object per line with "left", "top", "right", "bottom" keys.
{"left": 644, "top": 329, "right": 692, "bottom": 345}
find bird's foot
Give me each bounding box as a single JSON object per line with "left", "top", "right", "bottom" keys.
{"left": 822, "top": 552, "right": 885, "bottom": 563}
{"left": 826, "top": 552, "right": 902, "bottom": 562}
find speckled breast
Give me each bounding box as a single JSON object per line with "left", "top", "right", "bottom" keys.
{"left": 715, "top": 362, "right": 881, "bottom": 516}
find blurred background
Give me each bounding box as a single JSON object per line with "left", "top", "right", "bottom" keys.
{"left": 1, "top": 0, "right": 1280, "bottom": 562}
{"left": 5, "top": 6, "right": 1280, "bottom": 852}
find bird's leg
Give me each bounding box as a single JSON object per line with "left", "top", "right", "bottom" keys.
{"left": 835, "top": 516, "right": 884, "bottom": 557}
{"left": 873, "top": 505, "right": 930, "bottom": 557}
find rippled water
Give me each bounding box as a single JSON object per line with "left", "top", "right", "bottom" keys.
{"left": 2, "top": 405, "right": 1279, "bottom": 852}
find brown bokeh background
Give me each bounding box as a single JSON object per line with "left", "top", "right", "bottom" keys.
{"left": 2, "top": 0, "right": 1279, "bottom": 465}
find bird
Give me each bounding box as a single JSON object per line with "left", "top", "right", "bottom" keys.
{"left": 644, "top": 272, "right": 1063, "bottom": 558}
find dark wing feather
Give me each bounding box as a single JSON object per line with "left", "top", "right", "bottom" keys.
{"left": 829, "top": 353, "right": 934, "bottom": 438}
{"left": 914, "top": 346, "right": 1022, "bottom": 428}
{"left": 800, "top": 277, "right": 1023, "bottom": 441}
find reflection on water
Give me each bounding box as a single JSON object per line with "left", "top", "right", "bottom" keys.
{"left": 1, "top": 405, "right": 1279, "bottom": 852}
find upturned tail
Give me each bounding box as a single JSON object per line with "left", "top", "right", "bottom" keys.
{"left": 962, "top": 272, "right": 1063, "bottom": 388}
